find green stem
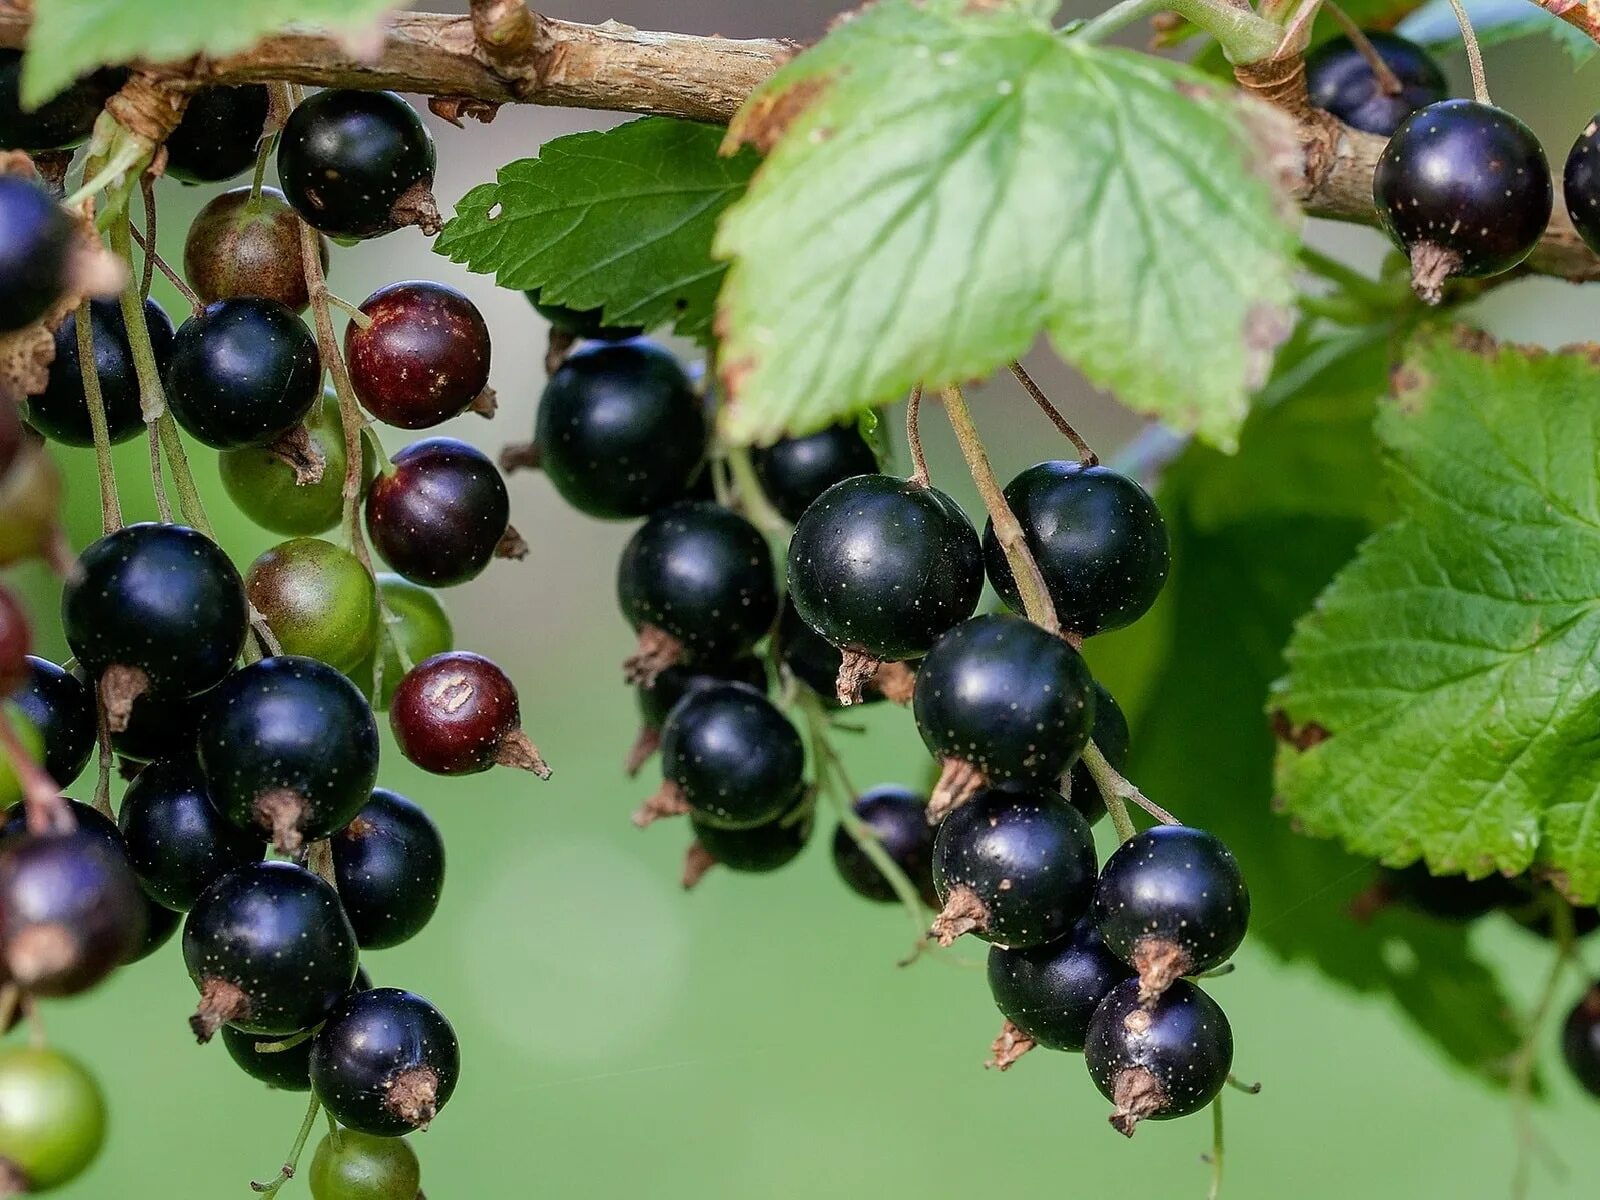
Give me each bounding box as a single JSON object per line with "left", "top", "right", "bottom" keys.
{"left": 726, "top": 446, "right": 790, "bottom": 538}
{"left": 75, "top": 301, "right": 122, "bottom": 533}
{"left": 250, "top": 1096, "right": 321, "bottom": 1197}
{"left": 1446, "top": 0, "right": 1491, "bottom": 104}
{"left": 1207, "top": 1095, "right": 1226, "bottom": 1200}
{"left": 154, "top": 414, "right": 214, "bottom": 537}
{"left": 1510, "top": 903, "right": 1575, "bottom": 1199}
{"left": 1078, "top": 0, "right": 1283, "bottom": 59}
{"left": 1081, "top": 742, "right": 1180, "bottom": 843}
{"left": 1298, "top": 247, "right": 1398, "bottom": 309}
{"left": 147, "top": 426, "right": 174, "bottom": 522}
{"left": 1075, "top": 0, "right": 1165, "bottom": 43}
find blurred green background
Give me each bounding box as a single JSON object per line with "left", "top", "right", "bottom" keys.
{"left": 8, "top": 1, "right": 1600, "bottom": 1196}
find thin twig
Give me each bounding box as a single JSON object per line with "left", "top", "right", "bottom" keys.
{"left": 905, "top": 385, "right": 929, "bottom": 487}
{"left": 726, "top": 445, "right": 790, "bottom": 537}
{"left": 75, "top": 300, "right": 123, "bottom": 534}
{"left": 1008, "top": 362, "right": 1096, "bottom": 466}
{"left": 1446, "top": 0, "right": 1490, "bottom": 104}
{"left": 147, "top": 426, "right": 174, "bottom": 522}
{"left": 138, "top": 175, "right": 157, "bottom": 299}
{"left": 1206, "top": 1095, "right": 1225, "bottom": 1200}
{"left": 128, "top": 225, "right": 202, "bottom": 312}
{"left": 250, "top": 1096, "right": 322, "bottom": 1196}
{"left": 91, "top": 706, "right": 113, "bottom": 819}
{"left": 1081, "top": 741, "right": 1181, "bottom": 842}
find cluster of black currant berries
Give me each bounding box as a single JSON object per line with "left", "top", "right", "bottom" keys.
{"left": 1305, "top": 27, "right": 1600, "bottom": 301}
{"left": 0, "top": 67, "right": 561, "bottom": 1196}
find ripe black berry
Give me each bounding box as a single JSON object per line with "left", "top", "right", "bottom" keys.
{"left": 1067, "top": 681, "right": 1129, "bottom": 827}
{"left": 616, "top": 502, "right": 778, "bottom": 683}
{"left": 163, "top": 85, "right": 270, "bottom": 184}
{"left": 0, "top": 176, "right": 75, "bottom": 332}
{"left": 1084, "top": 977, "right": 1232, "bottom": 1135}
{"left": 390, "top": 651, "right": 549, "bottom": 777}
{"left": 61, "top": 523, "right": 248, "bottom": 723}
{"left": 131, "top": 899, "right": 180, "bottom": 962}
{"left": 365, "top": 438, "right": 511, "bottom": 587}
{"left": 831, "top": 785, "right": 938, "bottom": 907}
{"left": 219, "top": 392, "right": 371, "bottom": 538}
{"left": 277, "top": 90, "right": 437, "bottom": 240}
{"left": 196, "top": 656, "right": 380, "bottom": 854}
{"left": 108, "top": 686, "right": 204, "bottom": 765}
{"left": 1305, "top": 32, "right": 1447, "bottom": 136}
{"left": 1093, "top": 825, "right": 1250, "bottom": 1001}
{"left": 0, "top": 52, "right": 123, "bottom": 150}
{"left": 983, "top": 462, "right": 1168, "bottom": 637}
{"left": 524, "top": 289, "right": 642, "bottom": 341}
{"left": 753, "top": 423, "right": 878, "bottom": 524}
{"left": 184, "top": 186, "right": 328, "bottom": 313}
{"left": 1564, "top": 115, "right": 1600, "bottom": 256}
{"left": 347, "top": 281, "right": 491, "bottom": 429}
{"left": 11, "top": 658, "right": 93, "bottom": 786}
{"left": 987, "top": 919, "right": 1133, "bottom": 1062}
{"left": 0, "top": 1046, "right": 106, "bottom": 1193}
{"left": 245, "top": 537, "right": 378, "bottom": 674}
{"left": 629, "top": 654, "right": 767, "bottom": 775}
{"left": 222, "top": 967, "right": 372, "bottom": 1091}
{"left": 535, "top": 339, "right": 705, "bottom": 519}
{"left": 931, "top": 786, "right": 1097, "bottom": 949}
{"left": 684, "top": 802, "right": 813, "bottom": 887}
{"left": 118, "top": 757, "right": 263, "bottom": 911}
{"left": 333, "top": 789, "right": 445, "bottom": 949}
{"left": 639, "top": 683, "right": 804, "bottom": 830}
{"left": 912, "top": 614, "right": 1096, "bottom": 816}
{"left": 310, "top": 987, "right": 459, "bottom": 1136}
{"left": 775, "top": 600, "right": 914, "bottom": 709}
{"left": 1373, "top": 99, "right": 1552, "bottom": 302}
{"left": 1562, "top": 983, "right": 1600, "bottom": 1097}
{"left": 183, "top": 860, "right": 358, "bottom": 1041}
{"left": 24, "top": 297, "right": 174, "bottom": 447}
{"left": 788, "top": 474, "right": 982, "bottom": 701}
{"left": 165, "top": 298, "right": 321, "bottom": 449}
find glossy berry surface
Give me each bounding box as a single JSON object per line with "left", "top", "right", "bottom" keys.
{"left": 309, "top": 1128, "right": 422, "bottom": 1200}
{"left": 163, "top": 85, "right": 270, "bottom": 183}
{"left": 222, "top": 968, "right": 372, "bottom": 1091}
{"left": 913, "top": 614, "right": 1097, "bottom": 785}
{"left": 0, "top": 52, "right": 123, "bottom": 150}
{"left": 1067, "top": 681, "right": 1129, "bottom": 827}
{"left": 537, "top": 339, "right": 706, "bottom": 519}
{"left": 617, "top": 502, "right": 779, "bottom": 664}
{"left": 984, "top": 462, "right": 1169, "bottom": 637}
{"left": 0, "top": 176, "right": 75, "bottom": 332}
{"left": 347, "top": 281, "right": 490, "bottom": 429}
{"left": 196, "top": 656, "right": 381, "bottom": 853}
{"left": 776, "top": 600, "right": 899, "bottom": 707}
{"left": 12, "top": 658, "right": 94, "bottom": 786}
{"left": 220, "top": 393, "right": 373, "bottom": 537}
{"left": 832, "top": 785, "right": 938, "bottom": 907}
{"left": 1564, "top": 115, "right": 1600, "bottom": 256}
{"left": 184, "top": 186, "right": 328, "bottom": 313}
{"left": 0, "top": 826, "right": 145, "bottom": 995}
{"left": 1093, "top": 825, "right": 1250, "bottom": 992}
{"left": 1305, "top": 32, "right": 1447, "bottom": 137}
{"left": 1085, "top": 977, "right": 1232, "bottom": 1134}
{"left": 1373, "top": 100, "right": 1552, "bottom": 298}
{"left": 131, "top": 899, "right": 180, "bottom": 962}
{"left": 108, "top": 687, "right": 204, "bottom": 765}
{"left": 165, "top": 298, "right": 321, "bottom": 449}
{"left": 349, "top": 574, "right": 453, "bottom": 710}
{"left": 63, "top": 523, "right": 247, "bottom": 700}
{"left": 25, "top": 297, "right": 174, "bottom": 447}
{"left": 1561, "top": 983, "right": 1600, "bottom": 1097}
{"left": 119, "top": 757, "right": 263, "bottom": 911}
{"left": 658, "top": 683, "right": 804, "bottom": 829}
{"left": 183, "top": 860, "right": 358, "bottom": 1039}
{"left": 333, "top": 789, "right": 445, "bottom": 949}
{"left": 390, "top": 651, "right": 537, "bottom": 777}
{"left": 525, "top": 289, "right": 643, "bottom": 341}
{"left": 311, "top": 987, "right": 459, "bottom": 1136}
{"left": 366, "top": 438, "right": 509, "bottom": 587}
{"left": 637, "top": 656, "right": 768, "bottom": 733}
{"left": 753, "top": 423, "right": 878, "bottom": 524}
{"left": 987, "top": 919, "right": 1133, "bottom": 1052}
{"left": 0, "top": 588, "right": 26, "bottom": 694}
{"left": 246, "top": 537, "right": 378, "bottom": 674}
{"left": 690, "top": 803, "right": 813, "bottom": 877}
{"left": 0, "top": 1046, "right": 106, "bottom": 1192}
{"left": 932, "top": 786, "right": 1098, "bottom": 948}
{"left": 278, "top": 90, "right": 435, "bottom": 240}
{"left": 788, "top": 474, "right": 983, "bottom": 663}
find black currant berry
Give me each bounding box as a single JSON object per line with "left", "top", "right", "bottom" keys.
{"left": 628, "top": 654, "right": 767, "bottom": 776}
{"left": 1305, "top": 32, "right": 1447, "bottom": 137}
{"left": 163, "top": 85, "right": 270, "bottom": 184}
{"left": 912, "top": 614, "right": 1096, "bottom": 816}
{"left": 638, "top": 683, "right": 804, "bottom": 830}
{"left": 1093, "top": 825, "right": 1250, "bottom": 1002}
{"left": 389, "top": 651, "right": 549, "bottom": 778}
{"left": 535, "top": 339, "right": 706, "bottom": 519}
{"left": 0, "top": 1046, "right": 106, "bottom": 1193}
{"left": 0, "top": 52, "right": 124, "bottom": 151}
{"left": 333, "top": 789, "right": 445, "bottom": 949}
{"left": 1373, "top": 99, "right": 1552, "bottom": 302}
{"left": 1084, "top": 977, "right": 1233, "bottom": 1135}
{"left": 525, "top": 289, "right": 643, "bottom": 341}
{"left": 0, "top": 176, "right": 75, "bottom": 332}
{"left": 684, "top": 801, "right": 813, "bottom": 888}
{"left": 222, "top": 967, "right": 372, "bottom": 1091}
{"left": 309, "top": 1129, "right": 422, "bottom": 1200}
{"left": 196, "top": 656, "right": 380, "bottom": 854}
{"left": 753, "top": 423, "right": 877, "bottom": 524}
{"left": 118, "top": 757, "right": 263, "bottom": 911}
{"left": 61, "top": 523, "right": 248, "bottom": 724}
{"left": 983, "top": 462, "right": 1168, "bottom": 637}
{"left": 0, "top": 825, "right": 144, "bottom": 995}
{"left": 278, "top": 90, "right": 437, "bottom": 240}
{"left": 165, "top": 298, "right": 321, "bottom": 449}
{"left": 365, "top": 438, "right": 512, "bottom": 587}
{"left": 931, "top": 786, "right": 1097, "bottom": 949}
{"left": 1562, "top": 983, "right": 1600, "bottom": 1097}
{"left": 108, "top": 686, "right": 204, "bottom": 765}
{"left": 183, "top": 860, "right": 358, "bottom": 1041}
{"left": 986, "top": 919, "right": 1133, "bottom": 1064}
{"left": 831, "top": 785, "right": 938, "bottom": 907}
{"left": 616, "top": 502, "right": 779, "bottom": 684}
{"left": 11, "top": 658, "right": 93, "bottom": 786}
{"left": 1067, "top": 681, "right": 1129, "bottom": 827}
{"left": 184, "top": 186, "right": 328, "bottom": 313}
{"left": 131, "top": 899, "right": 180, "bottom": 962}
{"left": 787, "top": 474, "right": 982, "bottom": 701}
{"left": 775, "top": 600, "right": 914, "bottom": 709}
{"left": 310, "top": 987, "right": 459, "bottom": 1136}
{"left": 23, "top": 297, "right": 174, "bottom": 447}
{"left": 347, "top": 281, "right": 491, "bottom": 429}
{"left": 1564, "top": 116, "right": 1600, "bottom": 256}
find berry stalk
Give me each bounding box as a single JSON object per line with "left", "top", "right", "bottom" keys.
{"left": 249, "top": 1094, "right": 321, "bottom": 1197}
{"left": 73, "top": 299, "right": 122, "bottom": 534}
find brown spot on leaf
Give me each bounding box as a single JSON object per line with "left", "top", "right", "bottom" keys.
{"left": 725, "top": 75, "right": 832, "bottom": 156}
{"left": 1270, "top": 709, "right": 1328, "bottom": 751}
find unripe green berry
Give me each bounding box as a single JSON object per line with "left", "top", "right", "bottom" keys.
{"left": 309, "top": 1129, "right": 421, "bottom": 1200}
{"left": 246, "top": 538, "right": 378, "bottom": 673}
{"left": 0, "top": 1046, "right": 106, "bottom": 1193}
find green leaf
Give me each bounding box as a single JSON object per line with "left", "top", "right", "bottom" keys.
{"left": 435, "top": 118, "right": 757, "bottom": 343}
{"left": 1274, "top": 331, "right": 1600, "bottom": 902}
{"left": 23, "top": 0, "right": 400, "bottom": 108}
{"left": 713, "top": 0, "right": 1300, "bottom": 448}
{"left": 1398, "top": 0, "right": 1596, "bottom": 65}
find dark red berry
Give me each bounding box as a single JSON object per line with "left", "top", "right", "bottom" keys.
{"left": 1305, "top": 32, "right": 1447, "bottom": 137}
{"left": 310, "top": 988, "right": 459, "bottom": 1135}
{"left": 347, "top": 281, "right": 491, "bottom": 429}
{"left": 987, "top": 919, "right": 1133, "bottom": 1059}
{"left": 366, "top": 438, "right": 511, "bottom": 587}
{"left": 1084, "top": 977, "right": 1233, "bottom": 1135}
{"left": 118, "top": 757, "right": 263, "bottom": 911}
{"left": 0, "top": 176, "right": 75, "bottom": 332}
{"left": 0, "top": 52, "right": 124, "bottom": 151}
{"left": 0, "top": 587, "right": 28, "bottom": 694}
{"left": 163, "top": 85, "right": 269, "bottom": 184}
{"left": 332, "top": 789, "right": 445, "bottom": 949}
{"left": 832, "top": 785, "right": 938, "bottom": 907}
{"left": 183, "top": 186, "right": 328, "bottom": 313}
{"left": 24, "top": 297, "right": 174, "bottom": 447}
{"left": 165, "top": 298, "right": 321, "bottom": 449}
{"left": 752, "top": 423, "right": 877, "bottom": 523}
{"left": 390, "top": 651, "right": 549, "bottom": 778}
{"left": 11, "top": 658, "right": 94, "bottom": 787}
